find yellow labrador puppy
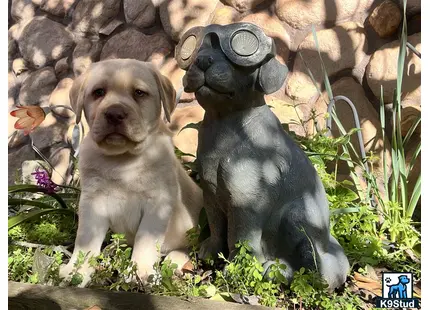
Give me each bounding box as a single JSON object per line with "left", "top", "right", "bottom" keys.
{"left": 59, "top": 59, "right": 203, "bottom": 287}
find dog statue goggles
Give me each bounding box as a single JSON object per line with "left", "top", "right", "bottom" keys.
{"left": 175, "top": 22, "right": 276, "bottom": 70}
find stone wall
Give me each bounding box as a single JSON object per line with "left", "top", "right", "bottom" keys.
{"left": 8, "top": 0, "right": 421, "bottom": 196}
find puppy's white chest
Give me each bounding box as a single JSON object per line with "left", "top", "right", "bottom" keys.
{"left": 101, "top": 187, "right": 146, "bottom": 243}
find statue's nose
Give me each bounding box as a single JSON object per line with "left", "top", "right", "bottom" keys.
{"left": 195, "top": 54, "right": 214, "bottom": 71}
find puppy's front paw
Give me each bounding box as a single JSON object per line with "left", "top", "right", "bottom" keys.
{"left": 59, "top": 262, "right": 94, "bottom": 288}
{"left": 198, "top": 237, "right": 225, "bottom": 261}
{"left": 135, "top": 264, "right": 157, "bottom": 286}
{"left": 165, "top": 250, "right": 190, "bottom": 277}
{"left": 59, "top": 263, "right": 74, "bottom": 281}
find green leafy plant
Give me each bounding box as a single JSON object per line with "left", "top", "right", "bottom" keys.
{"left": 306, "top": 11, "right": 421, "bottom": 254}
{"left": 375, "top": 0, "right": 421, "bottom": 247}
{"left": 8, "top": 247, "right": 38, "bottom": 283}
{"left": 8, "top": 182, "right": 79, "bottom": 230}
{"left": 8, "top": 245, "right": 66, "bottom": 285}
{"left": 288, "top": 267, "right": 363, "bottom": 310}
{"left": 88, "top": 234, "right": 140, "bottom": 291}
{"left": 214, "top": 241, "right": 287, "bottom": 307}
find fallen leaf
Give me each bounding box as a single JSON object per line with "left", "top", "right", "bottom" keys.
{"left": 353, "top": 272, "right": 382, "bottom": 297}
{"left": 354, "top": 272, "right": 379, "bottom": 283}
{"left": 181, "top": 260, "right": 194, "bottom": 273}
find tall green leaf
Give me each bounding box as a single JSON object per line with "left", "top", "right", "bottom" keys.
{"left": 379, "top": 86, "right": 388, "bottom": 211}
{"left": 8, "top": 198, "right": 57, "bottom": 210}
{"left": 8, "top": 185, "right": 68, "bottom": 209}
{"left": 407, "top": 175, "right": 421, "bottom": 218}
{"left": 403, "top": 116, "right": 421, "bottom": 148}
{"left": 8, "top": 209, "right": 74, "bottom": 230}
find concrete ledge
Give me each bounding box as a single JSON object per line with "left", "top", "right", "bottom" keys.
{"left": 8, "top": 281, "right": 271, "bottom": 310}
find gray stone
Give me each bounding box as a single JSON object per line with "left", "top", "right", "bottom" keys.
{"left": 18, "top": 17, "right": 75, "bottom": 69}
{"left": 49, "top": 78, "right": 75, "bottom": 118}
{"left": 407, "top": 13, "right": 421, "bottom": 36}
{"left": 8, "top": 144, "right": 36, "bottom": 185}
{"left": 275, "top": 0, "right": 374, "bottom": 30}
{"left": 71, "top": 0, "right": 121, "bottom": 37}
{"left": 223, "top": 0, "right": 266, "bottom": 12}
{"left": 210, "top": 5, "right": 241, "bottom": 25}
{"left": 124, "top": 0, "right": 157, "bottom": 29}
{"left": 160, "top": 0, "right": 219, "bottom": 41}
{"left": 8, "top": 115, "right": 29, "bottom": 149}
{"left": 400, "top": 98, "right": 421, "bottom": 137}
{"left": 19, "top": 67, "right": 58, "bottom": 107}
{"left": 241, "top": 11, "right": 291, "bottom": 65}
{"left": 8, "top": 71, "right": 21, "bottom": 109}
{"left": 9, "top": 23, "right": 24, "bottom": 42}
{"left": 369, "top": 0, "right": 402, "bottom": 38}
{"left": 395, "top": 0, "right": 420, "bottom": 16}
{"left": 12, "top": 58, "right": 29, "bottom": 77}
{"left": 286, "top": 22, "right": 368, "bottom": 102}
{"left": 100, "top": 28, "right": 172, "bottom": 63}
{"left": 34, "top": 0, "right": 78, "bottom": 17}
{"left": 8, "top": 29, "right": 19, "bottom": 70}
{"left": 73, "top": 38, "right": 103, "bottom": 76}
{"left": 11, "top": 0, "right": 35, "bottom": 22}
{"left": 366, "top": 32, "right": 421, "bottom": 103}
{"left": 29, "top": 113, "right": 70, "bottom": 153}
{"left": 99, "top": 18, "right": 124, "bottom": 36}
{"left": 54, "top": 57, "right": 72, "bottom": 80}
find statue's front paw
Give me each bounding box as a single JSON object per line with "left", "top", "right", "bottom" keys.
{"left": 198, "top": 237, "right": 226, "bottom": 261}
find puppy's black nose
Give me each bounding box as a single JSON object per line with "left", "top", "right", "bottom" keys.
{"left": 105, "top": 106, "right": 127, "bottom": 125}
{"left": 196, "top": 55, "right": 214, "bottom": 71}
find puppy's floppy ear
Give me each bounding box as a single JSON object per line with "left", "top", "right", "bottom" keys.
{"left": 152, "top": 69, "right": 176, "bottom": 123}
{"left": 257, "top": 57, "right": 289, "bottom": 95}
{"left": 69, "top": 71, "right": 90, "bottom": 124}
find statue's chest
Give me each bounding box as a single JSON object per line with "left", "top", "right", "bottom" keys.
{"left": 197, "top": 121, "right": 240, "bottom": 191}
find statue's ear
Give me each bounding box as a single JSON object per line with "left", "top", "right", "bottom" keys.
{"left": 257, "top": 57, "right": 289, "bottom": 94}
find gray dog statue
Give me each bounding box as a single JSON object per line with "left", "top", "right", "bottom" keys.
{"left": 175, "top": 22, "right": 349, "bottom": 289}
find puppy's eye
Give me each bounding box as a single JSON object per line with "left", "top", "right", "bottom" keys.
{"left": 93, "top": 88, "right": 106, "bottom": 98}
{"left": 134, "top": 89, "right": 147, "bottom": 97}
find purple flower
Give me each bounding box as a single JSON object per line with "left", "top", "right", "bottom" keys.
{"left": 31, "top": 168, "right": 59, "bottom": 193}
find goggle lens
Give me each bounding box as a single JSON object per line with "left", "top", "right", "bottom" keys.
{"left": 180, "top": 35, "right": 197, "bottom": 60}
{"left": 230, "top": 30, "right": 259, "bottom": 56}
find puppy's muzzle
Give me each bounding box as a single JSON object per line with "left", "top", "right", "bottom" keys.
{"left": 104, "top": 105, "right": 128, "bottom": 126}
